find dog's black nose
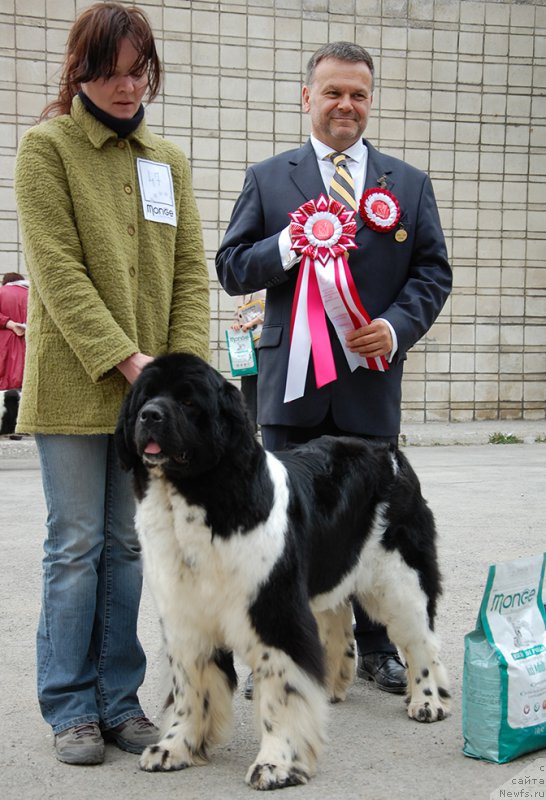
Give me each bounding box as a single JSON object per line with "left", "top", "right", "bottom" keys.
{"left": 139, "top": 401, "right": 164, "bottom": 424}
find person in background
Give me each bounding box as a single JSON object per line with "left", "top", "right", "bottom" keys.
{"left": 217, "top": 42, "right": 452, "bottom": 700}
{"left": 230, "top": 290, "right": 266, "bottom": 431}
{"left": 14, "top": 2, "right": 210, "bottom": 766}
{"left": 0, "top": 272, "right": 29, "bottom": 390}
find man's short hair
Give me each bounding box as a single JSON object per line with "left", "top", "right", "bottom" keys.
{"left": 305, "top": 42, "right": 375, "bottom": 89}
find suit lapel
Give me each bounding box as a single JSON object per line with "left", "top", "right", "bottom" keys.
{"left": 288, "top": 141, "right": 327, "bottom": 203}
{"left": 359, "top": 139, "right": 394, "bottom": 233}
{"left": 364, "top": 139, "right": 394, "bottom": 191}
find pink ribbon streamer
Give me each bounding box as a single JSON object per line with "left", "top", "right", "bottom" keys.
{"left": 307, "top": 258, "right": 336, "bottom": 389}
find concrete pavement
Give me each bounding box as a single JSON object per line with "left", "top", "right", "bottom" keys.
{"left": 1, "top": 421, "right": 545, "bottom": 800}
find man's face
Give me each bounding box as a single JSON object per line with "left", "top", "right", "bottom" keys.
{"left": 302, "top": 57, "right": 373, "bottom": 151}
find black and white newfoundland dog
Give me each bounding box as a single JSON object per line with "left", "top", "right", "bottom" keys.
{"left": 115, "top": 352, "right": 450, "bottom": 791}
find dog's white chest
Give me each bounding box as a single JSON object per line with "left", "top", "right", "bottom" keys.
{"left": 135, "top": 471, "right": 289, "bottom": 647}
{"left": 137, "top": 479, "right": 219, "bottom": 579}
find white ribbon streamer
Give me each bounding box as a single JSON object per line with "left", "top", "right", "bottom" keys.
{"left": 284, "top": 258, "right": 312, "bottom": 403}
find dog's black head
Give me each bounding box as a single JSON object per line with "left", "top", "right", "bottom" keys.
{"left": 115, "top": 353, "right": 256, "bottom": 491}
{"left": 117, "top": 352, "right": 275, "bottom": 536}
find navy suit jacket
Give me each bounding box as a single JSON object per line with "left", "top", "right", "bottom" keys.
{"left": 216, "top": 139, "right": 452, "bottom": 436}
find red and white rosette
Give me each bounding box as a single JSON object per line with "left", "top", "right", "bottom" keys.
{"left": 359, "top": 188, "right": 401, "bottom": 233}
{"left": 284, "top": 194, "right": 388, "bottom": 404}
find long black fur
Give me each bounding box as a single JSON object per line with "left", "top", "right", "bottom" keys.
{"left": 0, "top": 389, "right": 20, "bottom": 435}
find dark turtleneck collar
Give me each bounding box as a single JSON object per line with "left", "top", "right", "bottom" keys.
{"left": 78, "top": 90, "right": 144, "bottom": 138}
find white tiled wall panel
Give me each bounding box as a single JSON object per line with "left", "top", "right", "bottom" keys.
{"left": 2, "top": 0, "right": 545, "bottom": 422}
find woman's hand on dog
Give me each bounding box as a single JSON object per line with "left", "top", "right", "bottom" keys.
{"left": 117, "top": 352, "right": 155, "bottom": 384}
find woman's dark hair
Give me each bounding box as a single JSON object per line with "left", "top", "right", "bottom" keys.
{"left": 2, "top": 273, "right": 25, "bottom": 285}
{"left": 41, "top": 2, "right": 162, "bottom": 120}
{"left": 305, "top": 42, "right": 375, "bottom": 90}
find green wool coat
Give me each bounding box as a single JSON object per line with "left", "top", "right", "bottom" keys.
{"left": 15, "top": 96, "right": 210, "bottom": 434}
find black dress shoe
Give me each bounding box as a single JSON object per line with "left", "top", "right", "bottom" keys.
{"left": 244, "top": 672, "right": 254, "bottom": 700}
{"left": 357, "top": 652, "right": 407, "bottom": 694}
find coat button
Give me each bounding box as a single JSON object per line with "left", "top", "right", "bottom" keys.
{"left": 127, "top": 224, "right": 135, "bottom": 236}
{"left": 129, "top": 267, "right": 136, "bottom": 277}
{"left": 124, "top": 184, "right": 132, "bottom": 194}
{"left": 117, "top": 140, "right": 126, "bottom": 149}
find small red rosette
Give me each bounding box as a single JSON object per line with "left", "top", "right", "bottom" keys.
{"left": 359, "top": 188, "right": 401, "bottom": 233}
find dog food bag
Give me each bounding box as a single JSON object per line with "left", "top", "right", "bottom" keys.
{"left": 463, "top": 553, "right": 546, "bottom": 763}
{"left": 225, "top": 328, "right": 258, "bottom": 377}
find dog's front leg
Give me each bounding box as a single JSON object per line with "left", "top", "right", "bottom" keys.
{"left": 245, "top": 650, "right": 328, "bottom": 790}
{"left": 140, "top": 647, "right": 236, "bottom": 772}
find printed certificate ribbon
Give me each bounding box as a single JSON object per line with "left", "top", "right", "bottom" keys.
{"left": 284, "top": 194, "right": 388, "bottom": 404}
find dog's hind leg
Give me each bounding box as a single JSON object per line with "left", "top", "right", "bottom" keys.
{"left": 313, "top": 602, "right": 355, "bottom": 703}
{"left": 140, "top": 646, "right": 236, "bottom": 772}
{"left": 356, "top": 551, "right": 451, "bottom": 723}
{"left": 245, "top": 648, "right": 328, "bottom": 790}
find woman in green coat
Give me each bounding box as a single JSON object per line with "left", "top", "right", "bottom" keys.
{"left": 14, "top": 2, "right": 210, "bottom": 766}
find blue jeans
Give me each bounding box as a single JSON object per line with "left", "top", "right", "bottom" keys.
{"left": 35, "top": 434, "right": 146, "bottom": 734}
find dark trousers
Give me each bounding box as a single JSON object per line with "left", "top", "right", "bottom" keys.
{"left": 261, "top": 412, "right": 398, "bottom": 656}
{"left": 241, "top": 350, "right": 259, "bottom": 433}
{"left": 240, "top": 374, "right": 258, "bottom": 432}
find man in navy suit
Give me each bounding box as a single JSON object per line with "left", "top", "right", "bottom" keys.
{"left": 216, "top": 42, "right": 452, "bottom": 696}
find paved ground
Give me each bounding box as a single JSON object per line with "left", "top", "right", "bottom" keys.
{"left": 1, "top": 420, "right": 545, "bottom": 800}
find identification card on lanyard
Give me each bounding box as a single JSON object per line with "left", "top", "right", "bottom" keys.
{"left": 136, "top": 158, "right": 177, "bottom": 227}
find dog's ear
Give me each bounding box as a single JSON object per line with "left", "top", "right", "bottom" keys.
{"left": 114, "top": 386, "right": 150, "bottom": 501}
{"left": 217, "top": 378, "right": 256, "bottom": 454}
{"left": 218, "top": 378, "right": 250, "bottom": 424}
{"left": 114, "top": 388, "right": 139, "bottom": 472}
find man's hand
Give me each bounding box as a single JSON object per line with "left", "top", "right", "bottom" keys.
{"left": 241, "top": 316, "right": 263, "bottom": 332}
{"left": 345, "top": 319, "right": 393, "bottom": 359}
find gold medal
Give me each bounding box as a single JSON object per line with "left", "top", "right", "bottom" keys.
{"left": 395, "top": 228, "right": 407, "bottom": 243}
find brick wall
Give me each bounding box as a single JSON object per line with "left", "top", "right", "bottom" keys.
{"left": 2, "top": 0, "right": 545, "bottom": 421}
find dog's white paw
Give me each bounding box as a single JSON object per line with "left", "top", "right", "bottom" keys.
{"left": 329, "top": 686, "right": 348, "bottom": 703}
{"left": 139, "top": 743, "right": 192, "bottom": 772}
{"left": 406, "top": 666, "right": 451, "bottom": 723}
{"left": 246, "top": 761, "right": 309, "bottom": 791}
{"left": 406, "top": 695, "right": 450, "bottom": 723}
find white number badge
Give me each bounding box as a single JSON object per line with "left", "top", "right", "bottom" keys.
{"left": 136, "top": 158, "right": 177, "bottom": 227}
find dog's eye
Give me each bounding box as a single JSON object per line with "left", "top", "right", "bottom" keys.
{"left": 181, "top": 398, "right": 193, "bottom": 407}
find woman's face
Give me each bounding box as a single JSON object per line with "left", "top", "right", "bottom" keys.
{"left": 80, "top": 38, "right": 148, "bottom": 119}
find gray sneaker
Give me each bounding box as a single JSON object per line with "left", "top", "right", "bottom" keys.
{"left": 103, "top": 716, "right": 159, "bottom": 754}
{"left": 54, "top": 723, "right": 105, "bottom": 765}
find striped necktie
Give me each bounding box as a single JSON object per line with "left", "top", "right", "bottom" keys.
{"left": 328, "top": 152, "right": 357, "bottom": 211}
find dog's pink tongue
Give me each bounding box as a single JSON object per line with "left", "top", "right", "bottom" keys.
{"left": 144, "top": 440, "right": 162, "bottom": 454}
